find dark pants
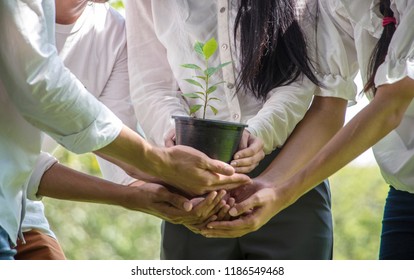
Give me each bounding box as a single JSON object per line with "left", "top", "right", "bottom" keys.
{"left": 161, "top": 149, "right": 333, "bottom": 260}
{"left": 380, "top": 186, "right": 414, "bottom": 260}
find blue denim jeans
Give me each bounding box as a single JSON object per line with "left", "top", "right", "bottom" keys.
{"left": 380, "top": 186, "right": 414, "bottom": 260}
{"left": 0, "top": 226, "right": 16, "bottom": 260}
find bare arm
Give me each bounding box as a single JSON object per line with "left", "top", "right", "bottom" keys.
{"left": 202, "top": 79, "right": 414, "bottom": 238}
{"left": 36, "top": 161, "right": 194, "bottom": 219}
{"left": 281, "top": 77, "right": 414, "bottom": 205}
{"left": 95, "top": 126, "right": 251, "bottom": 196}
{"left": 257, "top": 96, "right": 348, "bottom": 185}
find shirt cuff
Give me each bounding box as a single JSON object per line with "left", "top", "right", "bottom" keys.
{"left": 315, "top": 74, "right": 358, "bottom": 102}
{"left": 375, "top": 57, "right": 414, "bottom": 87}
{"left": 26, "top": 152, "right": 58, "bottom": 201}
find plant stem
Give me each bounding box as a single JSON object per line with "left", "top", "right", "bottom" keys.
{"left": 203, "top": 58, "right": 209, "bottom": 119}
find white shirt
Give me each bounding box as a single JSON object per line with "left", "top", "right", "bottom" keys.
{"left": 324, "top": 0, "right": 414, "bottom": 192}
{"left": 0, "top": 0, "right": 123, "bottom": 245}
{"left": 22, "top": 3, "right": 138, "bottom": 238}
{"left": 125, "top": 0, "right": 356, "bottom": 154}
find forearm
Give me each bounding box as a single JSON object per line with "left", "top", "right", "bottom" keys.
{"left": 281, "top": 78, "right": 414, "bottom": 203}
{"left": 37, "top": 162, "right": 132, "bottom": 207}
{"left": 94, "top": 125, "right": 165, "bottom": 180}
{"left": 257, "top": 96, "right": 347, "bottom": 186}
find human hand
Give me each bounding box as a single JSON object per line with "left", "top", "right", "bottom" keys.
{"left": 120, "top": 181, "right": 195, "bottom": 223}
{"left": 159, "top": 145, "right": 252, "bottom": 196}
{"left": 230, "top": 130, "right": 265, "bottom": 173}
{"left": 123, "top": 181, "right": 230, "bottom": 227}
{"left": 200, "top": 180, "right": 293, "bottom": 238}
{"left": 164, "top": 128, "right": 176, "bottom": 148}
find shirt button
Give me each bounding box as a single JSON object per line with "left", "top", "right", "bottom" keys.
{"left": 220, "top": 7, "right": 226, "bottom": 13}
{"left": 233, "top": 113, "right": 240, "bottom": 120}
{"left": 221, "top": 44, "right": 228, "bottom": 50}
{"left": 227, "top": 83, "right": 234, "bottom": 89}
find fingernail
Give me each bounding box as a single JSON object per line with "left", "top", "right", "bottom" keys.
{"left": 183, "top": 202, "right": 192, "bottom": 212}
{"left": 229, "top": 208, "right": 238, "bottom": 216}
{"left": 207, "top": 225, "right": 214, "bottom": 229}
{"left": 231, "top": 161, "right": 237, "bottom": 167}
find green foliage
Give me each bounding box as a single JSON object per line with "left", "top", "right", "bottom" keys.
{"left": 330, "top": 165, "right": 388, "bottom": 259}
{"left": 181, "top": 38, "right": 231, "bottom": 119}
{"left": 109, "top": 0, "right": 124, "bottom": 10}
{"left": 44, "top": 149, "right": 389, "bottom": 259}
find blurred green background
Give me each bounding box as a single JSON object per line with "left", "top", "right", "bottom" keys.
{"left": 44, "top": 148, "right": 388, "bottom": 260}
{"left": 41, "top": 0, "right": 389, "bottom": 260}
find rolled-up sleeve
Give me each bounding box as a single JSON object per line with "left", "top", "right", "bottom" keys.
{"left": 0, "top": 1, "right": 122, "bottom": 154}
{"left": 26, "top": 152, "right": 58, "bottom": 201}
{"left": 375, "top": 1, "right": 414, "bottom": 86}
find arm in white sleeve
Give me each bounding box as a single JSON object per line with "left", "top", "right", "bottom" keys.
{"left": 314, "top": 0, "right": 359, "bottom": 100}
{"left": 375, "top": 2, "right": 414, "bottom": 86}
{"left": 246, "top": 77, "right": 315, "bottom": 154}
{"left": 26, "top": 152, "right": 58, "bottom": 201}
{"left": 125, "top": 0, "right": 188, "bottom": 147}
{"left": 95, "top": 28, "right": 138, "bottom": 185}
{"left": 0, "top": 1, "right": 122, "bottom": 154}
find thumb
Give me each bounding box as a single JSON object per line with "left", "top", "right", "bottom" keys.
{"left": 205, "top": 159, "right": 235, "bottom": 176}
{"left": 229, "top": 196, "right": 257, "bottom": 217}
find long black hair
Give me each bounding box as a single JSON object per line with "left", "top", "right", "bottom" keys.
{"left": 234, "top": 0, "right": 321, "bottom": 101}
{"left": 364, "top": 0, "right": 396, "bottom": 95}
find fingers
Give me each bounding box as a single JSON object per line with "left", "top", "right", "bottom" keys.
{"left": 193, "top": 190, "right": 227, "bottom": 219}
{"left": 164, "top": 128, "right": 176, "bottom": 147}
{"left": 231, "top": 134, "right": 265, "bottom": 174}
{"left": 238, "top": 130, "right": 249, "bottom": 150}
{"left": 201, "top": 215, "right": 256, "bottom": 238}
{"left": 228, "top": 194, "right": 258, "bottom": 217}
{"left": 204, "top": 158, "right": 235, "bottom": 176}
{"left": 163, "top": 189, "right": 193, "bottom": 212}
{"left": 213, "top": 174, "right": 252, "bottom": 189}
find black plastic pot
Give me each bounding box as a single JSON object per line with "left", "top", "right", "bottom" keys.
{"left": 173, "top": 115, "right": 247, "bottom": 163}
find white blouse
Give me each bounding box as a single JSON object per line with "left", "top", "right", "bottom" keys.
{"left": 325, "top": 0, "right": 414, "bottom": 192}
{"left": 125, "top": 0, "right": 356, "bottom": 154}
{"left": 0, "top": 0, "right": 122, "bottom": 245}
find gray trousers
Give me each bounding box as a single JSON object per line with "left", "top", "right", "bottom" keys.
{"left": 161, "top": 149, "right": 333, "bottom": 260}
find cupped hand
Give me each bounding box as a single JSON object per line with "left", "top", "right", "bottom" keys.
{"left": 231, "top": 130, "right": 265, "bottom": 173}
{"left": 122, "top": 181, "right": 231, "bottom": 227}
{"left": 200, "top": 180, "right": 293, "bottom": 238}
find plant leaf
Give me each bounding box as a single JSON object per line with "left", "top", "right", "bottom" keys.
{"left": 183, "top": 78, "right": 204, "bottom": 89}
{"left": 216, "top": 61, "right": 232, "bottom": 70}
{"left": 208, "top": 97, "right": 221, "bottom": 102}
{"left": 210, "top": 81, "right": 226, "bottom": 87}
{"left": 181, "top": 64, "right": 202, "bottom": 71}
{"left": 193, "top": 75, "right": 207, "bottom": 82}
{"left": 190, "top": 104, "right": 203, "bottom": 115}
{"left": 203, "top": 38, "right": 218, "bottom": 60}
{"left": 194, "top": 41, "right": 204, "bottom": 57}
{"left": 209, "top": 105, "right": 218, "bottom": 115}
{"left": 204, "top": 67, "right": 218, "bottom": 77}
{"left": 206, "top": 85, "right": 217, "bottom": 94}
{"left": 182, "top": 93, "right": 203, "bottom": 99}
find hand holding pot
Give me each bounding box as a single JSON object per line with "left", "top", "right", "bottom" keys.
{"left": 159, "top": 145, "right": 252, "bottom": 196}
{"left": 231, "top": 131, "right": 265, "bottom": 173}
